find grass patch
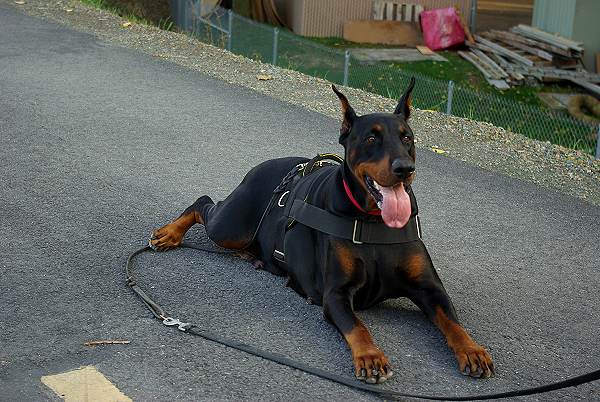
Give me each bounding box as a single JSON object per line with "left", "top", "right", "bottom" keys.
{"left": 79, "top": 0, "right": 173, "bottom": 28}
{"left": 308, "top": 36, "right": 583, "bottom": 107}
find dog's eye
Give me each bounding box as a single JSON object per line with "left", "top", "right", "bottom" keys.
{"left": 366, "top": 135, "right": 377, "bottom": 144}
{"left": 401, "top": 135, "right": 411, "bottom": 143}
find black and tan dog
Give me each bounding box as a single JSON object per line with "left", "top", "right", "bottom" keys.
{"left": 150, "top": 79, "right": 494, "bottom": 384}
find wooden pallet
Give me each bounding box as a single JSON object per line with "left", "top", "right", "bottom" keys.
{"left": 372, "top": 1, "right": 424, "bottom": 22}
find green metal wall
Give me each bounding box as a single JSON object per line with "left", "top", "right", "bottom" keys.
{"left": 533, "top": 0, "right": 599, "bottom": 71}
{"left": 532, "top": 0, "right": 575, "bottom": 37}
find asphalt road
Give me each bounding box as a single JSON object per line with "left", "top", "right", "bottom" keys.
{"left": 1, "top": 4, "right": 599, "bottom": 401}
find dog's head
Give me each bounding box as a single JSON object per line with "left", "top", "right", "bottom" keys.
{"left": 332, "top": 78, "right": 416, "bottom": 228}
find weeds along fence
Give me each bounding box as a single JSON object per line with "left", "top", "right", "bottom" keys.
{"left": 171, "top": 2, "right": 600, "bottom": 158}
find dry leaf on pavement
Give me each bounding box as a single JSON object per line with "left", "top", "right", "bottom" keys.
{"left": 431, "top": 146, "right": 447, "bottom": 154}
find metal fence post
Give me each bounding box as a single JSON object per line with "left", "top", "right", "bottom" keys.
{"left": 595, "top": 124, "right": 600, "bottom": 160}
{"left": 192, "top": 0, "right": 201, "bottom": 35}
{"left": 272, "top": 27, "right": 279, "bottom": 65}
{"left": 227, "top": 9, "right": 233, "bottom": 51}
{"left": 343, "top": 50, "right": 350, "bottom": 86}
{"left": 470, "top": 0, "right": 477, "bottom": 34}
{"left": 446, "top": 80, "right": 455, "bottom": 115}
{"left": 170, "top": 0, "right": 179, "bottom": 28}
{"left": 183, "top": 0, "right": 190, "bottom": 31}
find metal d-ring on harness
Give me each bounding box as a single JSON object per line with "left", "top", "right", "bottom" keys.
{"left": 126, "top": 154, "right": 600, "bottom": 401}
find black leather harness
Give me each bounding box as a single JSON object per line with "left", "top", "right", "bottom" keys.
{"left": 271, "top": 154, "right": 422, "bottom": 263}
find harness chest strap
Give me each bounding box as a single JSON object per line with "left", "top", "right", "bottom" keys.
{"left": 287, "top": 199, "right": 421, "bottom": 245}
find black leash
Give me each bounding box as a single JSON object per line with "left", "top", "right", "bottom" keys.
{"left": 125, "top": 243, "right": 600, "bottom": 401}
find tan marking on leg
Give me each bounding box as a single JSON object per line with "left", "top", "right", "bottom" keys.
{"left": 434, "top": 306, "right": 494, "bottom": 378}
{"left": 334, "top": 243, "right": 356, "bottom": 276}
{"left": 344, "top": 321, "right": 376, "bottom": 355}
{"left": 344, "top": 322, "right": 392, "bottom": 383}
{"left": 402, "top": 253, "right": 426, "bottom": 281}
{"left": 434, "top": 306, "right": 477, "bottom": 351}
{"left": 215, "top": 238, "right": 250, "bottom": 250}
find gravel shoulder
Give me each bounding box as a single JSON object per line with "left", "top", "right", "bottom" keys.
{"left": 4, "top": 0, "right": 600, "bottom": 206}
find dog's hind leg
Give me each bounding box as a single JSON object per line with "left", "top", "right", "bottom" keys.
{"left": 150, "top": 195, "right": 214, "bottom": 251}
{"left": 151, "top": 157, "right": 308, "bottom": 253}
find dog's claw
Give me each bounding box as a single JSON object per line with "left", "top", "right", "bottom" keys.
{"left": 457, "top": 346, "right": 494, "bottom": 379}
{"left": 353, "top": 348, "right": 391, "bottom": 385}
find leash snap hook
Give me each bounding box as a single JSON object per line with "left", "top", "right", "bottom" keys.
{"left": 162, "top": 316, "right": 191, "bottom": 331}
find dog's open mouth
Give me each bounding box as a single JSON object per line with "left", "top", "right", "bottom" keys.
{"left": 365, "top": 176, "right": 411, "bottom": 228}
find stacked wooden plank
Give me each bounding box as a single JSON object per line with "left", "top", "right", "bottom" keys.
{"left": 459, "top": 24, "right": 600, "bottom": 95}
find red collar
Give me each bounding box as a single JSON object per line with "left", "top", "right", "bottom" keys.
{"left": 343, "top": 179, "right": 381, "bottom": 216}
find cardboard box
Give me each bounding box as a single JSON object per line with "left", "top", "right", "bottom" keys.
{"left": 343, "top": 20, "right": 423, "bottom": 46}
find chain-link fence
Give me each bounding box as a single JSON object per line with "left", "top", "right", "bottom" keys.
{"left": 171, "top": 1, "right": 600, "bottom": 158}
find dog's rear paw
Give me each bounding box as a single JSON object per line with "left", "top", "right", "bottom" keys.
{"left": 235, "top": 252, "right": 265, "bottom": 270}
{"left": 353, "top": 347, "right": 393, "bottom": 384}
{"left": 149, "top": 223, "right": 184, "bottom": 251}
{"left": 456, "top": 346, "right": 494, "bottom": 379}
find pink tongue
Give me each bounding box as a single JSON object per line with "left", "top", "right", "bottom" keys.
{"left": 379, "top": 182, "right": 411, "bottom": 228}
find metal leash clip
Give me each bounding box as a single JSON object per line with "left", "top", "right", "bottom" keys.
{"left": 162, "top": 316, "right": 192, "bottom": 331}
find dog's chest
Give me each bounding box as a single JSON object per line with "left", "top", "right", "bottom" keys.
{"left": 339, "top": 242, "right": 427, "bottom": 307}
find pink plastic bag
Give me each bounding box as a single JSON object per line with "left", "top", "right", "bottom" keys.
{"left": 420, "top": 7, "right": 466, "bottom": 51}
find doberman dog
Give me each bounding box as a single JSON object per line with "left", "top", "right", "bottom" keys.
{"left": 150, "top": 78, "right": 494, "bottom": 384}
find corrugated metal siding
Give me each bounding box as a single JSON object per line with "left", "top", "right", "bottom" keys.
{"left": 290, "top": 0, "right": 473, "bottom": 37}
{"left": 572, "top": 0, "right": 600, "bottom": 71}
{"left": 532, "top": 0, "right": 575, "bottom": 38}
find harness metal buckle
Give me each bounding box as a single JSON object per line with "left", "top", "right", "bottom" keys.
{"left": 162, "top": 317, "right": 191, "bottom": 331}
{"left": 277, "top": 190, "right": 290, "bottom": 207}
{"left": 352, "top": 220, "right": 363, "bottom": 244}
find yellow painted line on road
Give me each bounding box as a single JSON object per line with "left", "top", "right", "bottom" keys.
{"left": 41, "top": 366, "right": 131, "bottom": 402}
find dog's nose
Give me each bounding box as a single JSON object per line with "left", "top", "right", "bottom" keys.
{"left": 391, "top": 158, "right": 415, "bottom": 178}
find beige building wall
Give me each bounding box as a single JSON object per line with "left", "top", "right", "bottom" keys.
{"left": 286, "top": 0, "right": 473, "bottom": 37}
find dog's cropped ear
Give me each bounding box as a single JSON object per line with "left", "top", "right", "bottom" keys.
{"left": 394, "top": 77, "right": 415, "bottom": 119}
{"left": 332, "top": 85, "right": 357, "bottom": 144}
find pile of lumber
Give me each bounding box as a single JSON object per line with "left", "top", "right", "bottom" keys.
{"left": 458, "top": 24, "right": 600, "bottom": 95}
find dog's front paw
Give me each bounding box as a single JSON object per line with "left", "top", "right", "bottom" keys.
{"left": 149, "top": 223, "right": 184, "bottom": 251}
{"left": 455, "top": 345, "right": 494, "bottom": 378}
{"left": 352, "top": 347, "right": 393, "bottom": 384}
